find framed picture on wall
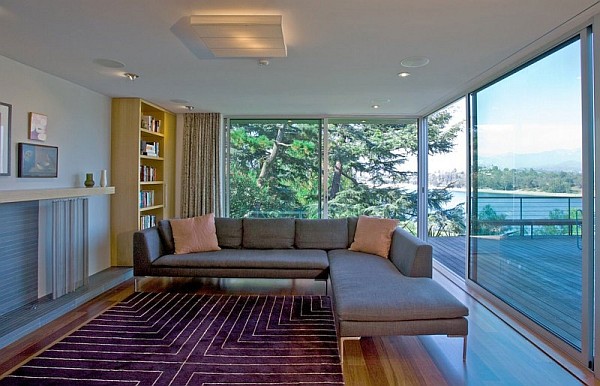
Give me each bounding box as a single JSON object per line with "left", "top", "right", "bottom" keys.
{"left": 18, "top": 143, "right": 58, "bottom": 178}
{"left": 29, "top": 112, "right": 47, "bottom": 142}
{"left": 0, "top": 102, "right": 11, "bottom": 176}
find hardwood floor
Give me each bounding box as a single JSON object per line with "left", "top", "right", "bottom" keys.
{"left": 0, "top": 275, "right": 596, "bottom": 385}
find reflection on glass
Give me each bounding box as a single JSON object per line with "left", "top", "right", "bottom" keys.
{"left": 470, "top": 39, "right": 583, "bottom": 348}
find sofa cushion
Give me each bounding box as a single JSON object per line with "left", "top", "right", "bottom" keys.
{"left": 242, "top": 218, "right": 295, "bottom": 249}
{"left": 295, "top": 218, "right": 348, "bottom": 250}
{"left": 328, "top": 249, "right": 468, "bottom": 322}
{"left": 153, "top": 249, "right": 329, "bottom": 270}
{"left": 347, "top": 217, "right": 358, "bottom": 247}
{"left": 170, "top": 214, "right": 221, "bottom": 254}
{"left": 349, "top": 216, "right": 398, "bottom": 258}
{"left": 157, "top": 220, "right": 175, "bottom": 255}
{"left": 215, "top": 218, "right": 243, "bottom": 248}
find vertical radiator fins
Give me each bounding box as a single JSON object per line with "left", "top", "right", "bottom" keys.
{"left": 52, "top": 198, "right": 89, "bottom": 299}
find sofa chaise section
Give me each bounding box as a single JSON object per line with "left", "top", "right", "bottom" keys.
{"left": 328, "top": 227, "right": 469, "bottom": 360}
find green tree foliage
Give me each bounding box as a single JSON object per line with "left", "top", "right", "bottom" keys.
{"left": 229, "top": 111, "right": 465, "bottom": 235}
{"left": 477, "top": 166, "right": 582, "bottom": 194}
{"left": 474, "top": 204, "right": 509, "bottom": 235}
{"left": 229, "top": 121, "right": 320, "bottom": 218}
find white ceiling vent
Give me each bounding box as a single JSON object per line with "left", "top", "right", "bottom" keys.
{"left": 189, "top": 15, "right": 287, "bottom": 58}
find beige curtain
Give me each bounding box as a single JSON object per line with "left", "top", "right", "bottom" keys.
{"left": 181, "top": 113, "right": 222, "bottom": 217}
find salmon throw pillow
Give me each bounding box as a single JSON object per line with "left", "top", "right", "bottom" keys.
{"left": 170, "top": 213, "right": 221, "bottom": 254}
{"left": 349, "top": 215, "right": 398, "bottom": 258}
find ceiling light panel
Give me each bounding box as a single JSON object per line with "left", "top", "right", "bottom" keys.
{"left": 190, "top": 15, "right": 287, "bottom": 58}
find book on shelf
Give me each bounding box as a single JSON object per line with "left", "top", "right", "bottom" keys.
{"left": 140, "top": 165, "right": 157, "bottom": 182}
{"left": 141, "top": 115, "right": 161, "bottom": 133}
{"left": 140, "top": 140, "right": 160, "bottom": 157}
{"left": 140, "top": 214, "right": 157, "bottom": 229}
{"left": 139, "top": 190, "right": 155, "bottom": 208}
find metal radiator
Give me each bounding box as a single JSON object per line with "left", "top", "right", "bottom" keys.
{"left": 52, "top": 198, "right": 89, "bottom": 299}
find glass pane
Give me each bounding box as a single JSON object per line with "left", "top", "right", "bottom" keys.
{"left": 327, "top": 119, "right": 418, "bottom": 232}
{"left": 427, "top": 99, "right": 467, "bottom": 277}
{"left": 469, "top": 39, "right": 583, "bottom": 348}
{"left": 229, "top": 119, "right": 321, "bottom": 218}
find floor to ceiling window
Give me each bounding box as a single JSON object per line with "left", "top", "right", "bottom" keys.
{"left": 469, "top": 35, "right": 593, "bottom": 359}
{"left": 325, "top": 119, "right": 419, "bottom": 230}
{"left": 426, "top": 99, "right": 467, "bottom": 277}
{"left": 227, "top": 118, "right": 419, "bottom": 225}
{"left": 228, "top": 119, "right": 321, "bottom": 218}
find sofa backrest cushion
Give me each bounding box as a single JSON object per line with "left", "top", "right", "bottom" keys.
{"left": 243, "top": 218, "right": 295, "bottom": 249}
{"left": 347, "top": 217, "right": 358, "bottom": 247}
{"left": 170, "top": 214, "right": 221, "bottom": 254}
{"left": 349, "top": 215, "right": 398, "bottom": 258}
{"left": 157, "top": 220, "right": 175, "bottom": 255}
{"left": 215, "top": 218, "right": 243, "bottom": 248}
{"left": 295, "top": 218, "right": 348, "bottom": 250}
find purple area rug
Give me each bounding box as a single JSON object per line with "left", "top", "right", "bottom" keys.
{"left": 2, "top": 293, "right": 344, "bottom": 385}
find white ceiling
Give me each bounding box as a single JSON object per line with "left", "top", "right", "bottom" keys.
{"left": 0, "top": 0, "right": 598, "bottom": 116}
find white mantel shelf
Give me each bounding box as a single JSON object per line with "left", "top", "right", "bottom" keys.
{"left": 0, "top": 186, "right": 115, "bottom": 204}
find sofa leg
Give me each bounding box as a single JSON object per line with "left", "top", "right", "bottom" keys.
{"left": 339, "top": 337, "right": 360, "bottom": 364}
{"left": 448, "top": 334, "right": 468, "bottom": 362}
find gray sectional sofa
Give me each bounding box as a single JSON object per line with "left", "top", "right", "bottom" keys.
{"left": 133, "top": 217, "right": 469, "bottom": 360}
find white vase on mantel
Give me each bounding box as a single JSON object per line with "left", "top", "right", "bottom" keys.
{"left": 100, "top": 170, "right": 108, "bottom": 187}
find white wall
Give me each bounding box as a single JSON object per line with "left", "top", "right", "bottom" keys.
{"left": 0, "top": 55, "right": 112, "bottom": 291}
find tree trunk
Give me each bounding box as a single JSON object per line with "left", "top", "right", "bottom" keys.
{"left": 257, "top": 125, "right": 285, "bottom": 187}
{"left": 329, "top": 160, "right": 342, "bottom": 199}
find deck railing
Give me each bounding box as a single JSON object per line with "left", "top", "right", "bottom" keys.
{"left": 473, "top": 195, "right": 582, "bottom": 237}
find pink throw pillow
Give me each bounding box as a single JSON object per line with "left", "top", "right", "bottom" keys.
{"left": 170, "top": 213, "right": 221, "bottom": 254}
{"left": 349, "top": 215, "right": 398, "bottom": 258}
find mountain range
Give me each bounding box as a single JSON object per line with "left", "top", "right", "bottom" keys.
{"left": 478, "top": 149, "right": 582, "bottom": 172}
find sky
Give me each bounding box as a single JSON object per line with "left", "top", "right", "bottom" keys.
{"left": 428, "top": 38, "right": 583, "bottom": 173}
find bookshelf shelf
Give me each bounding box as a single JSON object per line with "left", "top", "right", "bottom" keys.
{"left": 140, "top": 128, "right": 165, "bottom": 138}
{"left": 140, "top": 204, "right": 164, "bottom": 212}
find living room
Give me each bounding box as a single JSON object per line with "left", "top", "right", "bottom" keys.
{"left": 0, "top": 1, "right": 599, "bottom": 384}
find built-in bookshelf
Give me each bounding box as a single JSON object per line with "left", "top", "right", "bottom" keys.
{"left": 110, "top": 98, "right": 175, "bottom": 266}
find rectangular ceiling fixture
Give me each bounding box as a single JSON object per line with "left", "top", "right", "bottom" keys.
{"left": 189, "top": 15, "right": 287, "bottom": 58}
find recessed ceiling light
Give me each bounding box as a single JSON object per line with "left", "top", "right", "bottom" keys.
{"left": 400, "top": 56, "right": 430, "bottom": 68}
{"left": 372, "top": 105, "right": 380, "bottom": 109}
{"left": 398, "top": 72, "right": 411, "bottom": 78}
{"left": 185, "top": 105, "right": 195, "bottom": 111}
{"left": 258, "top": 59, "right": 270, "bottom": 66}
{"left": 123, "top": 72, "right": 139, "bottom": 81}
{"left": 93, "top": 58, "right": 125, "bottom": 69}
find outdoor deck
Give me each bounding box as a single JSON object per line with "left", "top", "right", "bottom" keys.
{"left": 429, "top": 235, "right": 582, "bottom": 349}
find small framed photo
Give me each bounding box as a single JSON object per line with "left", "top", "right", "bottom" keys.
{"left": 29, "top": 112, "right": 47, "bottom": 142}
{"left": 18, "top": 143, "right": 58, "bottom": 178}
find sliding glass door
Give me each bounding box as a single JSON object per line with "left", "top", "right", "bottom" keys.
{"left": 426, "top": 99, "right": 467, "bottom": 277}
{"left": 469, "top": 34, "right": 593, "bottom": 359}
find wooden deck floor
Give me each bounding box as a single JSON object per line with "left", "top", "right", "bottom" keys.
{"left": 429, "top": 235, "right": 582, "bottom": 349}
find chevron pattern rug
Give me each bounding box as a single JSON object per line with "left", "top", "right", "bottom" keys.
{"left": 2, "top": 293, "right": 344, "bottom": 385}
